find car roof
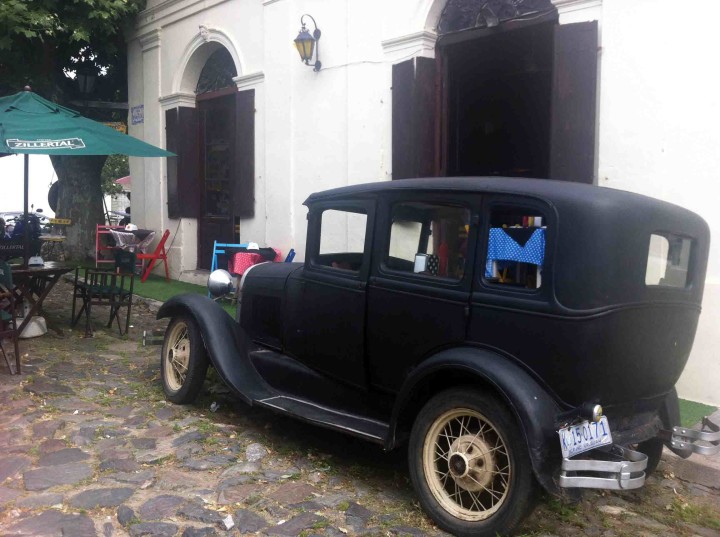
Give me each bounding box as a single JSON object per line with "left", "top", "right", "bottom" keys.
{"left": 304, "top": 176, "right": 710, "bottom": 310}
{"left": 304, "top": 176, "right": 665, "bottom": 209}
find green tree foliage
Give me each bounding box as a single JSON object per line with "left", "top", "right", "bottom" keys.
{"left": 0, "top": 0, "right": 145, "bottom": 103}
{"left": 0, "top": 1, "right": 146, "bottom": 260}
{"left": 101, "top": 155, "right": 129, "bottom": 197}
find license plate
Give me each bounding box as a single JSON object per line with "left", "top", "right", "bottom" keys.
{"left": 559, "top": 416, "right": 613, "bottom": 458}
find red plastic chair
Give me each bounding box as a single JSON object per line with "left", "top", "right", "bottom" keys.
{"left": 137, "top": 229, "right": 170, "bottom": 283}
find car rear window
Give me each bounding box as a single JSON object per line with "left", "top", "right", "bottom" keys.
{"left": 645, "top": 233, "right": 692, "bottom": 288}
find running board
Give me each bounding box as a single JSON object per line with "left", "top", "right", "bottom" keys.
{"left": 255, "top": 395, "right": 389, "bottom": 444}
{"left": 559, "top": 444, "right": 648, "bottom": 490}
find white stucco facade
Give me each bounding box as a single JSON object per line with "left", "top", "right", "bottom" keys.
{"left": 128, "top": 0, "right": 720, "bottom": 405}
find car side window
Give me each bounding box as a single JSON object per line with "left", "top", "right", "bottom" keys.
{"left": 484, "top": 206, "right": 546, "bottom": 289}
{"left": 316, "top": 208, "right": 368, "bottom": 272}
{"left": 386, "top": 202, "right": 470, "bottom": 280}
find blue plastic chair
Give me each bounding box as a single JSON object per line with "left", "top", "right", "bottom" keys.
{"left": 210, "top": 241, "right": 249, "bottom": 272}
{"left": 208, "top": 241, "right": 248, "bottom": 297}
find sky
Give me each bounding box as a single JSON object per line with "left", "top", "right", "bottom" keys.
{"left": 0, "top": 154, "right": 57, "bottom": 217}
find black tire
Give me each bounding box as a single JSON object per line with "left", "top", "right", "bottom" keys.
{"left": 636, "top": 437, "right": 664, "bottom": 476}
{"left": 408, "top": 388, "right": 537, "bottom": 537}
{"left": 161, "top": 316, "right": 209, "bottom": 404}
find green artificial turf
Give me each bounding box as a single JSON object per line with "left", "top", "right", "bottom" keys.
{"left": 134, "top": 273, "right": 207, "bottom": 302}
{"left": 134, "top": 273, "right": 236, "bottom": 316}
{"left": 679, "top": 399, "right": 717, "bottom": 427}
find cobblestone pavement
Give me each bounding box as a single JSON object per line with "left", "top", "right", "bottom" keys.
{"left": 0, "top": 279, "right": 718, "bottom": 536}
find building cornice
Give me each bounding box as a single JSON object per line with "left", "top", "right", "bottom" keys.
{"left": 234, "top": 72, "right": 265, "bottom": 91}
{"left": 134, "top": 0, "right": 230, "bottom": 35}
{"left": 381, "top": 31, "right": 437, "bottom": 58}
{"left": 159, "top": 92, "right": 196, "bottom": 109}
{"left": 138, "top": 29, "right": 162, "bottom": 52}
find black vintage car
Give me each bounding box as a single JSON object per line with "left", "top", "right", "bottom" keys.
{"left": 158, "top": 177, "right": 719, "bottom": 536}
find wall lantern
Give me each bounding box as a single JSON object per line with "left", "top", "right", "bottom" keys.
{"left": 294, "top": 14, "right": 321, "bottom": 72}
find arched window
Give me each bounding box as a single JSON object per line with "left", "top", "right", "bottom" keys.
{"left": 195, "top": 48, "right": 238, "bottom": 95}
{"left": 437, "top": 0, "right": 555, "bottom": 34}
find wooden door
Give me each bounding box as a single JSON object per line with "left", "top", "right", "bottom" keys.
{"left": 391, "top": 56, "right": 439, "bottom": 179}
{"left": 549, "top": 21, "right": 599, "bottom": 183}
{"left": 197, "top": 94, "right": 236, "bottom": 269}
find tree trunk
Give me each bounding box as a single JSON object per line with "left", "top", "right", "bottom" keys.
{"left": 49, "top": 155, "right": 107, "bottom": 262}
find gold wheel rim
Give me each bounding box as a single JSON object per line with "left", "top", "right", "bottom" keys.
{"left": 164, "top": 321, "right": 190, "bottom": 392}
{"left": 422, "top": 408, "right": 511, "bottom": 521}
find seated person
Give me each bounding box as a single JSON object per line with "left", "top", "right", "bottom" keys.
{"left": 119, "top": 206, "right": 131, "bottom": 227}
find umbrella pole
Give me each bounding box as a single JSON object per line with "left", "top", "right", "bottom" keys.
{"left": 23, "top": 154, "right": 29, "bottom": 267}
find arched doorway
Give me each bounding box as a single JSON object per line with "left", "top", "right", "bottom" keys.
{"left": 392, "top": 0, "right": 598, "bottom": 184}
{"left": 166, "top": 43, "right": 255, "bottom": 269}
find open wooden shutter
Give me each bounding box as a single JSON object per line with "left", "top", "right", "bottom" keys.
{"left": 549, "top": 21, "right": 598, "bottom": 184}
{"left": 392, "top": 56, "right": 438, "bottom": 179}
{"left": 165, "top": 107, "right": 200, "bottom": 218}
{"left": 233, "top": 89, "right": 255, "bottom": 218}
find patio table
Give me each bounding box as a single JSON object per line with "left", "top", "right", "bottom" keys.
{"left": 9, "top": 261, "right": 74, "bottom": 335}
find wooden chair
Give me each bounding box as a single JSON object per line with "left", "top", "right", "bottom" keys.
{"left": 0, "top": 261, "right": 20, "bottom": 373}
{"left": 137, "top": 229, "right": 170, "bottom": 283}
{"left": 72, "top": 251, "right": 136, "bottom": 337}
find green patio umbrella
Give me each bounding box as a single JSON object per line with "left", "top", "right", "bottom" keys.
{"left": 0, "top": 88, "right": 174, "bottom": 264}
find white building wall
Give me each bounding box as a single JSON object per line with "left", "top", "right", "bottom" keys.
{"left": 130, "top": 0, "right": 719, "bottom": 404}
{"left": 596, "top": 0, "right": 720, "bottom": 404}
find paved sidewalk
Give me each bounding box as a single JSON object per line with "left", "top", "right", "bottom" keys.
{"left": 0, "top": 280, "right": 718, "bottom": 536}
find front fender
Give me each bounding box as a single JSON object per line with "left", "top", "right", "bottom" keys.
{"left": 389, "top": 347, "right": 565, "bottom": 495}
{"left": 157, "top": 294, "right": 271, "bottom": 404}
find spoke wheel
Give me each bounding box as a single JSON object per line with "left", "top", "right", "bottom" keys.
{"left": 161, "top": 316, "right": 208, "bottom": 404}
{"left": 424, "top": 408, "right": 510, "bottom": 520}
{"left": 409, "top": 389, "right": 537, "bottom": 537}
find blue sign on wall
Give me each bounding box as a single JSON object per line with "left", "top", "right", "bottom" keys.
{"left": 131, "top": 105, "right": 144, "bottom": 125}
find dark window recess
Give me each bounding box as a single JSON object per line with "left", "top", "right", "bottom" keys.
{"left": 165, "top": 107, "right": 200, "bottom": 219}
{"left": 203, "top": 101, "right": 233, "bottom": 216}
{"left": 196, "top": 48, "right": 238, "bottom": 95}
{"left": 484, "top": 207, "right": 546, "bottom": 289}
{"left": 444, "top": 22, "right": 554, "bottom": 179}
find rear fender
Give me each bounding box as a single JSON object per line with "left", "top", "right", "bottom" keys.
{"left": 157, "top": 294, "right": 269, "bottom": 404}
{"left": 389, "top": 347, "right": 564, "bottom": 495}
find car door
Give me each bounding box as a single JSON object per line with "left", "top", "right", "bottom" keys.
{"left": 366, "top": 194, "right": 478, "bottom": 392}
{"left": 295, "top": 200, "right": 375, "bottom": 389}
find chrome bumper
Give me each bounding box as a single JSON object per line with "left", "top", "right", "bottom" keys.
{"left": 559, "top": 444, "right": 648, "bottom": 490}
{"left": 669, "top": 416, "right": 720, "bottom": 456}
